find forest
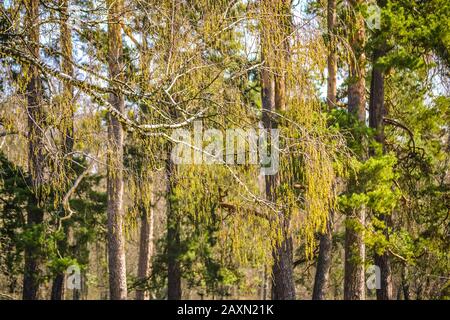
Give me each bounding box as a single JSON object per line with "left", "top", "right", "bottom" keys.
{"left": 0, "top": 0, "right": 448, "bottom": 300}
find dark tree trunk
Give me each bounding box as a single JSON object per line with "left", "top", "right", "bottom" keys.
{"left": 166, "top": 154, "right": 181, "bottom": 300}
{"left": 312, "top": 213, "right": 334, "bottom": 300}
{"left": 23, "top": 0, "right": 45, "bottom": 300}
{"left": 369, "top": 41, "right": 394, "bottom": 300}
{"left": 344, "top": 0, "right": 366, "bottom": 300}
{"left": 261, "top": 67, "right": 296, "bottom": 300}
{"left": 106, "top": 0, "right": 127, "bottom": 300}
{"left": 260, "top": 0, "right": 296, "bottom": 301}
{"left": 374, "top": 246, "right": 393, "bottom": 300}
{"left": 164, "top": 0, "right": 182, "bottom": 301}
{"left": 261, "top": 0, "right": 295, "bottom": 300}
{"left": 271, "top": 234, "right": 296, "bottom": 300}
{"left": 22, "top": 204, "right": 43, "bottom": 300}
{"left": 312, "top": 0, "right": 337, "bottom": 300}
{"left": 369, "top": 48, "right": 386, "bottom": 147}
{"left": 401, "top": 264, "right": 410, "bottom": 300}
{"left": 51, "top": 0, "right": 74, "bottom": 300}
{"left": 51, "top": 273, "right": 65, "bottom": 300}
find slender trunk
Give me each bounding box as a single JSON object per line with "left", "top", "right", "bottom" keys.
{"left": 401, "top": 264, "right": 410, "bottom": 300}
{"left": 106, "top": 0, "right": 127, "bottom": 300}
{"left": 369, "top": 48, "right": 386, "bottom": 147}
{"left": 326, "top": 0, "right": 337, "bottom": 110}
{"left": 312, "top": 0, "right": 337, "bottom": 300}
{"left": 374, "top": 247, "right": 393, "bottom": 299}
{"left": 166, "top": 153, "right": 181, "bottom": 300}
{"left": 165, "top": 1, "right": 182, "bottom": 300}
{"left": 266, "top": 153, "right": 294, "bottom": 300}
{"left": 261, "top": 53, "right": 294, "bottom": 300}
{"left": 344, "top": 207, "right": 366, "bottom": 299}
{"left": 51, "top": 273, "right": 65, "bottom": 300}
{"left": 136, "top": 200, "right": 155, "bottom": 300}
{"left": 261, "top": 0, "right": 296, "bottom": 300}
{"left": 266, "top": 143, "right": 295, "bottom": 299}
{"left": 23, "top": 0, "right": 45, "bottom": 300}
{"left": 51, "top": 0, "right": 74, "bottom": 300}
{"left": 347, "top": 0, "right": 367, "bottom": 122}
{"left": 135, "top": 17, "right": 155, "bottom": 301}
{"left": 60, "top": 0, "right": 74, "bottom": 155}
{"left": 344, "top": 0, "right": 366, "bottom": 300}
{"left": 312, "top": 212, "right": 334, "bottom": 300}
{"left": 260, "top": 265, "right": 268, "bottom": 300}
{"left": 270, "top": 232, "right": 296, "bottom": 300}
{"left": 369, "top": 43, "right": 394, "bottom": 300}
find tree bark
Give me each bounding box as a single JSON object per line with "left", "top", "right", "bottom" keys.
{"left": 401, "top": 264, "right": 410, "bottom": 300}
{"left": 312, "top": 212, "right": 334, "bottom": 300}
{"left": 369, "top": 37, "right": 394, "bottom": 301}
{"left": 23, "top": 0, "right": 45, "bottom": 300}
{"left": 312, "top": 0, "right": 337, "bottom": 300}
{"left": 261, "top": 56, "right": 296, "bottom": 300}
{"left": 326, "top": 0, "right": 337, "bottom": 110}
{"left": 136, "top": 200, "right": 155, "bottom": 300}
{"left": 165, "top": 0, "right": 182, "bottom": 300}
{"left": 344, "top": 0, "right": 366, "bottom": 300}
{"left": 261, "top": 0, "right": 296, "bottom": 301}
{"left": 347, "top": 0, "right": 366, "bottom": 122}
{"left": 51, "top": 273, "right": 65, "bottom": 300}
{"left": 374, "top": 246, "right": 393, "bottom": 299}
{"left": 59, "top": 0, "right": 74, "bottom": 155}
{"left": 51, "top": 0, "right": 74, "bottom": 300}
{"left": 166, "top": 153, "right": 181, "bottom": 300}
{"left": 270, "top": 233, "right": 296, "bottom": 300}
{"left": 134, "top": 15, "right": 155, "bottom": 301}
{"left": 106, "top": 0, "right": 127, "bottom": 300}
{"left": 344, "top": 208, "right": 366, "bottom": 300}
{"left": 369, "top": 48, "right": 386, "bottom": 147}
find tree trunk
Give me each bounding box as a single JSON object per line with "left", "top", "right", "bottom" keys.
{"left": 374, "top": 246, "right": 393, "bottom": 299}
{"left": 344, "top": 208, "right": 366, "bottom": 300}
{"left": 312, "top": 0, "right": 337, "bottom": 300}
{"left": 369, "top": 48, "right": 386, "bottom": 147}
{"left": 326, "top": 0, "right": 337, "bottom": 110}
{"left": 23, "top": 0, "right": 45, "bottom": 300}
{"left": 313, "top": 212, "right": 334, "bottom": 300}
{"left": 136, "top": 200, "right": 155, "bottom": 300}
{"left": 347, "top": 0, "right": 367, "bottom": 122}
{"left": 344, "top": 0, "right": 366, "bottom": 300}
{"left": 369, "top": 40, "right": 394, "bottom": 301}
{"left": 271, "top": 234, "right": 296, "bottom": 300}
{"left": 51, "top": 0, "right": 74, "bottom": 300}
{"left": 51, "top": 273, "right": 65, "bottom": 300}
{"left": 134, "top": 15, "right": 155, "bottom": 301}
{"left": 165, "top": 0, "right": 182, "bottom": 300}
{"left": 106, "top": 0, "right": 127, "bottom": 300}
{"left": 166, "top": 153, "right": 181, "bottom": 300}
{"left": 401, "top": 264, "right": 410, "bottom": 300}
{"left": 261, "top": 60, "right": 296, "bottom": 300}
{"left": 260, "top": 0, "right": 296, "bottom": 301}
{"left": 269, "top": 114, "right": 297, "bottom": 297}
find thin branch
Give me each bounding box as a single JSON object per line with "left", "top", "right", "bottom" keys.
{"left": 58, "top": 161, "right": 95, "bottom": 228}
